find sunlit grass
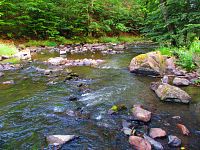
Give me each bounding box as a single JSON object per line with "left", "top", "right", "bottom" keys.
{"left": 0, "top": 43, "right": 18, "bottom": 56}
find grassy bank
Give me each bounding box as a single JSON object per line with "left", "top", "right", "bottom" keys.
{"left": 157, "top": 38, "right": 200, "bottom": 72}
{"left": 23, "top": 36, "right": 145, "bottom": 47}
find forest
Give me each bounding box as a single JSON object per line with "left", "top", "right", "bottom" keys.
{"left": 0, "top": 0, "right": 199, "bottom": 45}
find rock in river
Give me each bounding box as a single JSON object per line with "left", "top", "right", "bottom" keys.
{"left": 144, "top": 134, "right": 164, "bottom": 150}
{"left": 150, "top": 82, "right": 191, "bottom": 104}
{"left": 149, "top": 128, "right": 166, "bottom": 138}
{"left": 129, "top": 51, "right": 167, "bottom": 76}
{"left": 2, "top": 80, "right": 15, "bottom": 85}
{"left": 132, "top": 105, "right": 151, "bottom": 122}
{"left": 0, "top": 72, "right": 4, "bottom": 77}
{"left": 48, "top": 57, "right": 65, "bottom": 65}
{"left": 129, "top": 136, "right": 151, "bottom": 150}
{"left": 168, "top": 135, "right": 181, "bottom": 147}
{"left": 177, "top": 124, "right": 190, "bottom": 136}
{"left": 46, "top": 135, "right": 76, "bottom": 147}
{"left": 173, "top": 77, "right": 190, "bottom": 86}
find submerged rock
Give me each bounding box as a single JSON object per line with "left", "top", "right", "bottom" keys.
{"left": 129, "top": 136, "right": 151, "bottom": 150}
{"left": 168, "top": 135, "right": 181, "bottom": 147}
{"left": 108, "top": 104, "right": 127, "bottom": 114}
{"left": 149, "top": 128, "right": 166, "bottom": 138}
{"left": 173, "top": 77, "right": 190, "bottom": 86}
{"left": 144, "top": 134, "right": 164, "bottom": 150}
{"left": 66, "top": 95, "right": 78, "bottom": 101}
{"left": 150, "top": 82, "right": 191, "bottom": 104}
{"left": 177, "top": 124, "right": 190, "bottom": 136}
{"left": 122, "top": 119, "right": 131, "bottom": 128}
{"left": 46, "top": 135, "right": 76, "bottom": 147}
{"left": 132, "top": 105, "right": 151, "bottom": 122}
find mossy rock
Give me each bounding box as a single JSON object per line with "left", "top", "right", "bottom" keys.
{"left": 129, "top": 51, "right": 167, "bottom": 76}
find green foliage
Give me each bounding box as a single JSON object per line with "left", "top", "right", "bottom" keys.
{"left": 141, "top": 0, "right": 199, "bottom": 47}
{"left": 0, "top": 43, "right": 18, "bottom": 56}
{"left": 156, "top": 39, "right": 200, "bottom": 71}
{"left": 190, "top": 37, "right": 200, "bottom": 53}
{"left": 193, "top": 78, "right": 200, "bottom": 85}
{"left": 157, "top": 47, "right": 173, "bottom": 56}
{"left": 176, "top": 48, "right": 195, "bottom": 71}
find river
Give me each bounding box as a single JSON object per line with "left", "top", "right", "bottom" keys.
{"left": 0, "top": 44, "right": 200, "bottom": 149}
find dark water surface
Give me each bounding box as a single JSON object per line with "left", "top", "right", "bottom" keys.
{"left": 0, "top": 44, "right": 200, "bottom": 149}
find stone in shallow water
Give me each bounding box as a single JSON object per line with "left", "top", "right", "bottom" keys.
{"left": 177, "top": 124, "right": 190, "bottom": 136}
{"left": 132, "top": 105, "right": 151, "bottom": 122}
{"left": 168, "top": 135, "right": 181, "bottom": 147}
{"left": 46, "top": 135, "right": 76, "bottom": 147}
{"left": 173, "top": 77, "right": 190, "bottom": 86}
{"left": 122, "top": 127, "right": 132, "bottom": 136}
{"left": 149, "top": 128, "right": 166, "bottom": 138}
{"left": 129, "top": 136, "right": 151, "bottom": 150}
{"left": 0, "top": 72, "right": 4, "bottom": 77}
{"left": 150, "top": 82, "right": 191, "bottom": 104}
{"left": 48, "top": 57, "right": 65, "bottom": 65}
{"left": 144, "top": 134, "right": 164, "bottom": 150}
{"left": 2, "top": 80, "right": 15, "bottom": 85}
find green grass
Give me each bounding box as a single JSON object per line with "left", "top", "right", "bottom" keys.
{"left": 99, "top": 37, "right": 120, "bottom": 43}
{"left": 99, "top": 36, "right": 143, "bottom": 43}
{"left": 118, "top": 36, "right": 143, "bottom": 43}
{"left": 1, "top": 57, "right": 20, "bottom": 64}
{"left": 24, "top": 36, "right": 143, "bottom": 46}
{"left": 25, "top": 40, "right": 57, "bottom": 47}
{"left": 0, "top": 43, "right": 18, "bottom": 56}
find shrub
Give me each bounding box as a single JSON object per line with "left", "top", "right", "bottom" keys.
{"left": 157, "top": 47, "right": 173, "bottom": 56}
{"left": 176, "top": 48, "right": 195, "bottom": 71}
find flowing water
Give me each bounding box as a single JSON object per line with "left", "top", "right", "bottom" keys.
{"left": 0, "top": 44, "right": 200, "bottom": 149}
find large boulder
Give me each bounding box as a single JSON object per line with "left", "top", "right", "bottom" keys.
{"left": 150, "top": 82, "right": 191, "bottom": 104}
{"left": 129, "top": 51, "right": 167, "bottom": 76}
